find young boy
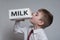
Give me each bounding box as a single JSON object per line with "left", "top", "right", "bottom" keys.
{"left": 14, "top": 8, "right": 53, "bottom": 40}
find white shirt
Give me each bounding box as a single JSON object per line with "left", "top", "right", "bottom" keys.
{"left": 14, "top": 21, "right": 48, "bottom": 40}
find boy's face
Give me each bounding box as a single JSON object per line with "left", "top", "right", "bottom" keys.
{"left": 30, "top": 12, "right": 44, "bottom": 26}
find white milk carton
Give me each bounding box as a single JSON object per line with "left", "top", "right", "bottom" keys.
{"left": 9, "top": 8, "right": 32, "bottom": 20}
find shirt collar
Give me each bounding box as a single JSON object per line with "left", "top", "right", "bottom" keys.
{"left": 33, "top": 28, "right": 43, "bottom": 33}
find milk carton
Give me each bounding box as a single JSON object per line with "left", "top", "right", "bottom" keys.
{"left": 9, "top": 8, "right": 32, "bottom": 20}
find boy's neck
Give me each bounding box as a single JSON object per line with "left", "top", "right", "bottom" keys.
{"left": 34, "top": 24, "right": 42, "bottom": 30}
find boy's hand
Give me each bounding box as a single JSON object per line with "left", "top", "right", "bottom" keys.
{"left": 15, "top": 19, "right": 25, "bottom": 22}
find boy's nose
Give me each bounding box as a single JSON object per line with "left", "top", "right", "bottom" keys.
{"left": 32, "top": 12, "right": 36, "bottom": 16}
{"left": 31, "top": 13, "right": 34, "bottom": 19}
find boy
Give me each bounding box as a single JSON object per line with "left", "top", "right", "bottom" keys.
{"left": 14, "top": 8, "right": 53, "bottom": 40}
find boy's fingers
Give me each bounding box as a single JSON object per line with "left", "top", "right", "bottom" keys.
{"left": 16, "top": 19, "right": 25, "bottom": 22}
{"left": 21, "top": 19, "right": 25, "bottom": 21}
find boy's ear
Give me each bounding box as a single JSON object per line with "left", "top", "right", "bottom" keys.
{"left": 38, "top": 20, "right": 44, "bottom": 26}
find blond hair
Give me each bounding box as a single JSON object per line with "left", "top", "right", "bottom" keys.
{"left": 38, "top": 8, "right": 53, "bottom": 29}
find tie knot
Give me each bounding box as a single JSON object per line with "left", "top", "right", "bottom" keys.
{"left": 30, "top": 29, "right": 33, "bottom": 33}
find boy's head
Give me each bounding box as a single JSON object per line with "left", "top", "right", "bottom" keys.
{"left": 30, "top": 8, "right": 53, "bottom": 29}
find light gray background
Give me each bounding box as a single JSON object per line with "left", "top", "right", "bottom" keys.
{"left": 0, "top": 0, "right": 60, "bottom": 40}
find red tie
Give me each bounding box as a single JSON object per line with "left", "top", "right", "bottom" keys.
{"left": 27, "top": 29, "right": 33, "bottom": 40}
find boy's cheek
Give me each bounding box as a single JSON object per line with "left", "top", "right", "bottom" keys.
{"left": 30, "top": 19, "right": 35, "bottom": 23}
{"left": 31, "top": 19, "right": 37, "bottom": 23}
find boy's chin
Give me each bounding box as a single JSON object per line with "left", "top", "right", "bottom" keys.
{"left": 30, "top": 21, "right": 35, "bottom": 25}
{"left": 30, "top": 19, "right": 35, "bottom": 24}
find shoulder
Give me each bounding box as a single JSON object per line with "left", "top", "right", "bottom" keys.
{"left": 35, "top": 29, "right": 46, "bottom": 36}
{"left": 35, "top": 29, "right": 48, "bottom": 40}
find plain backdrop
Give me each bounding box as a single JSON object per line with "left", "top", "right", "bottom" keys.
{"left": 0, "top": 0, "right": 60, "bottom": 40}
